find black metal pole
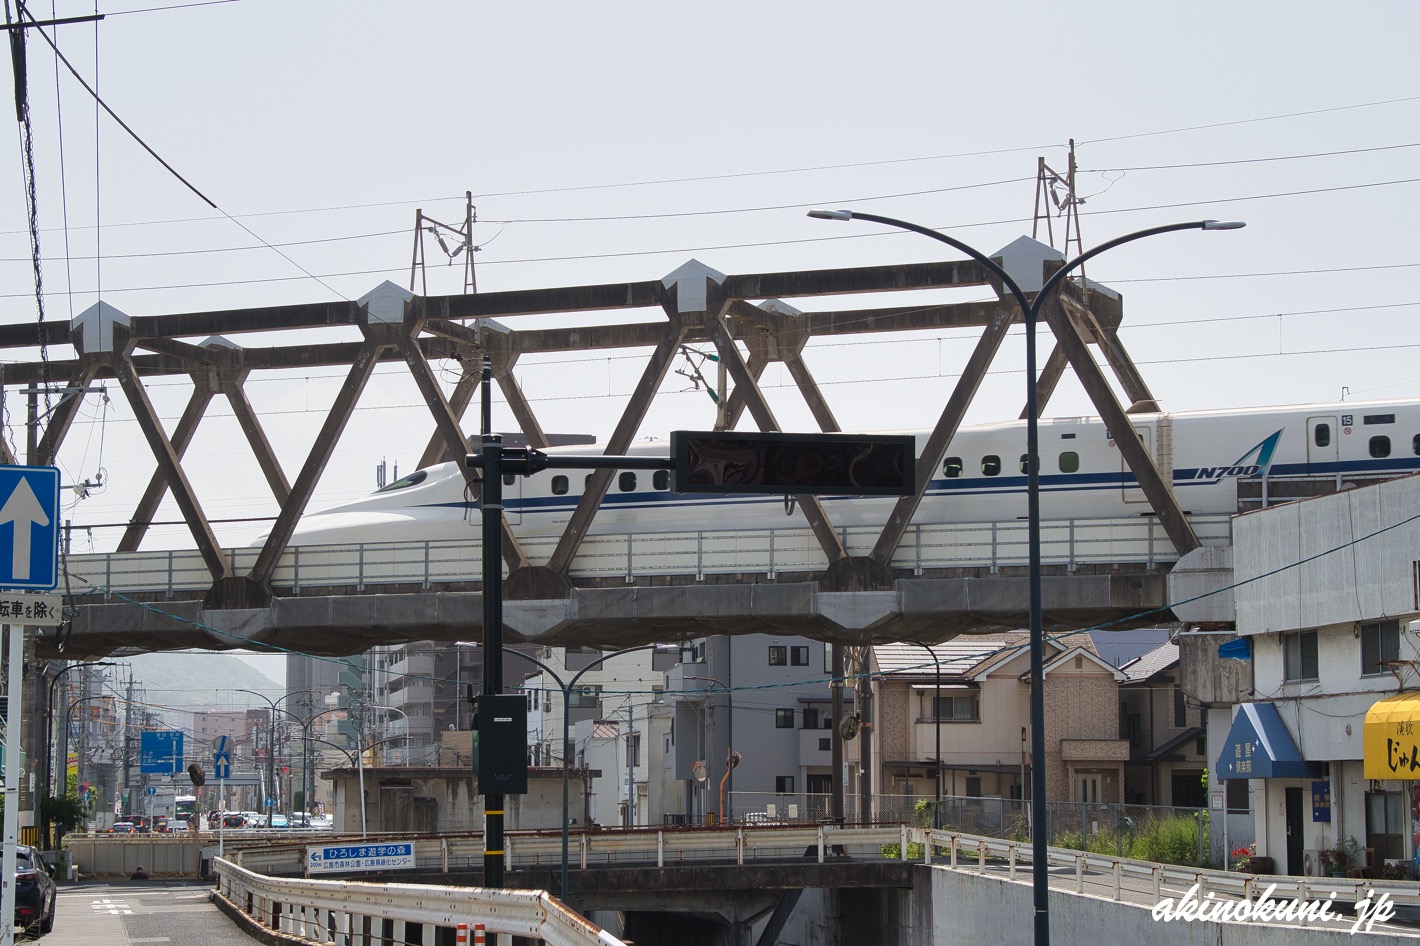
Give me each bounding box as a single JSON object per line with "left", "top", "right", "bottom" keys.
{"left": 807, "top": 208, "right": 1242, "bottom": 946}
{"left": 478, "top": 356, "right": 506, "bottom": 888}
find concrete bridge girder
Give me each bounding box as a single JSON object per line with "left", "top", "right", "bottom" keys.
{"left": 51, "top": 570, "right": 1171, "bottom": 659}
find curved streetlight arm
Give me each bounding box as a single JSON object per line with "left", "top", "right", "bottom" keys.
{"left": 809, "top": 209, "right": 1035, "bottom": 317}
{"left": 1037, "top": 219, "right": 1246, "bottom": 305}
{"left": 501, "top": 642, "right": 668, "bottom": 901}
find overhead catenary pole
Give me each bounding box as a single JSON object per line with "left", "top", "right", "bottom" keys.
{"left": 478, "top": 356, "right": 507, "bottom": 887}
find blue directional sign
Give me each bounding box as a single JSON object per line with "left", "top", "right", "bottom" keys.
{"left": 139, "top": 730, "right": 184, "bottom": 774}
{"left": 213, "top": 752, "right": 232, "bottom": 780}
{"left": 306, "top": 842, "right": 414, "bottom": 875}
{"left": 0, "top": 466, "right": 59, "bottom": 590}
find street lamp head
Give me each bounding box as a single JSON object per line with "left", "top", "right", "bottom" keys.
{"left": 1201, "top": 220, "right": 1246, "bottom": 230}
{"left": 807, "top": 209, "right": 854, "bottom": 221}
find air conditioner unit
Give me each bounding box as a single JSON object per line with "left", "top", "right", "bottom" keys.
{"left": 1304, "top": 849, "right": 1326, "bottom": 877}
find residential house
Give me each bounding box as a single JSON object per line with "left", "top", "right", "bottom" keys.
{"left": 1118, "top": 641, "right": 1208, "bottom": 807}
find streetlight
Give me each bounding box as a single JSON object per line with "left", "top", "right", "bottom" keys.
{"left": 682, "top": 675, "right": 733, "bottom": 824}
{"left": 908, "top": 642, "right": 941, "bottom": 827}
{"left": 42, "top": 661, "right": 115, "bottom": 849}
{"left": 504, "top": 643, "right": 674, "bottom": 902}
{"left": 810, "top": 208, "right": 1244, "bottom": 946}
{"left": 235, "top": 688, "right": 318, "bottom": 827}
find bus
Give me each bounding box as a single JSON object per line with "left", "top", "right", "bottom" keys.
{"left": 174, "top": 795, "right": 198, "bottom": 828}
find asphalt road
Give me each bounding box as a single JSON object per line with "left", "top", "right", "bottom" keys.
{"left": 29, "top": 879, "right": 259, "bottom": 946}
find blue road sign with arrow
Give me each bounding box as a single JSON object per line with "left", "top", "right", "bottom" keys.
{"left": 139, "top": 730, "right": 184, "bottom": 774}
{"left": 0, "top": 466, "right": 59, "bottom": 590}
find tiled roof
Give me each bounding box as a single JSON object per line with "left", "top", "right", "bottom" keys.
{"left": 874, "top": 632, "right": 1029, "bottom": 679}
{"left": 1121, "top": 642, "right": 1180, "bottom": 682}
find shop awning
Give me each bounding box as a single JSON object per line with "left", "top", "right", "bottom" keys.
{"left": 1217, "top": 702, "right": 1319, "bottom": 780}
{"left": 1364, "top": 692, "right": 1420, "bottom": 780}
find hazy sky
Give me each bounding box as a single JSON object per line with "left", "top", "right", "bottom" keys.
{"left": 3, "top": 2, "right": 1418, "bottom": 565}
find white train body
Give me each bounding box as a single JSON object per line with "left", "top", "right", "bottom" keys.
{"left": 289, "top": 400, "right": 1420, "bottom": 546}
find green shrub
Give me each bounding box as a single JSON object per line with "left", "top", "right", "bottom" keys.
{"left": 1126, "top": 815, "right": 1199, "bottom": 866}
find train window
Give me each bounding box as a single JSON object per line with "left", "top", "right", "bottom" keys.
{"left": 376, "top": 470, "right": 427, "bottom": 492}
{"left": 585, "top": 474, "right": 595, "bottom": 488}
{"left": 943, "top": 457, "right": 963, "bottom": 478}
{"left": 618, "top": 471, "right": 637, "bottom": 492}
{"left": 1314, "top": 424, "right": 1331, "bottom": 448}
{"left": 653, "top": 470, "right": 670, "bottom": 490}
{"left": 1059, "top": 451, "right": 1080, "bottom": 473}
{"left": 1363, "top": 414, "right": 1395, "bottom": 425}
{"left": 1369, "top": 436, "right": 1391, "bottom": 458}
{"left": 503, "top": 474, "right": 516, "bottom": 487}
{"left": 981, "top": 455, "right": 1001, "bottom": 476}
{"left": 551, "top": 475, "right": 569, "bottom": 496}
{"left": 1413, "top": 435, "right": 1420, "bottom": 456}
{"left": 1018, "top": 453, "right": 1030, "bottom": 474}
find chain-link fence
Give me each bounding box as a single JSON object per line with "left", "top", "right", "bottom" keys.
{"left": 727, "top": 792, "right": 1256, "bottom": 870}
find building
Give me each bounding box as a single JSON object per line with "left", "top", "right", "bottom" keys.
{"left": 1209, "top": 471, "right": 1420, "bottom": 879}
{"left": 1118, "top": 641, "right": 1208, "bottom": 807}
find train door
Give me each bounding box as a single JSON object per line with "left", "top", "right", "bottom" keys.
{"left": 1121, "top": 426, "right": 1153, "bottom": 503}
{"left": 1306, "top": 415, "right": 1339, "bottom": 475}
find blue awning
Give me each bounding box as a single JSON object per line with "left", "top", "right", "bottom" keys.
{"left": 1217, "top": 702, "right": 1320, "bottom": 780}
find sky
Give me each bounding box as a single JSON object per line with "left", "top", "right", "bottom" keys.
{"left": 2, "top": 2, "right": 1419, "bottom": 676}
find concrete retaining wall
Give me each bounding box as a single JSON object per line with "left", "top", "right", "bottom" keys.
{"left": 916, "top": 866, "right": 1401, "bottom": 945}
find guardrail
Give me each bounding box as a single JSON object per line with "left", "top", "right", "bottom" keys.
{"left": 62, "top": 515, "right": 1231, "bottom": 598}
{"left": 922, "top": 828, "right": 1420, "bottom": 921}
{"left": 213, "top": 858, "right": 625, "bottom": 946}
{"left": 213, "top": 824, "right": 1420, "bottom": 944}
{"left": 223, "top": 824, "right": 908, "bottom": 878}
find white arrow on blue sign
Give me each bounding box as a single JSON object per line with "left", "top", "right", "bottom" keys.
{"left": 0, "top": 466, "right": 59, "bottom": 590}
{"left": 213, "top": 751, "right": 232, "bottom": 780}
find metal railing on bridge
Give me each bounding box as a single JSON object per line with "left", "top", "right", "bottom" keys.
{"left": 212, "top": 822, "right": 1420, "bottom": 944}
{"left": 65, "top": 515, "right": 1232, "bottom": 598}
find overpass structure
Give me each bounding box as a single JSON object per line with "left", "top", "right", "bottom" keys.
{"left": 7, "top": 242, "right": 1226, "bottom": 660}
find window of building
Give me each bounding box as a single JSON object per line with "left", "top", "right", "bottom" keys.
{"left": 1059, "top": 451, "right": 1080, "bottom": 473}
{"left": 1314, "top": 423, "right": 1331, "bottom": 448}
{"left": 933, "top": 693, "right": 979, "bottom": 722}
{"left": 775, "top": 708, "right": 795, "bottom": 728}
{"left": 802, "top": 707, "right": 819, "bottom": 729}
{"left": 1362, "top": 620, "right": 1401, "bottom": 675}
{"left": 1370, "top": 436, "right": 1392, "bottom": 458}
{"left": 653, "top": 469, "right": 670, "bottom": 490}
{"left": 551, "top": 475, "right": 569, "bottom": 495}
{"left": 791, "top": 645, "right": 810, "bottom": 666}
{"left": 1173, "top": 684, "right": 1187, "bottom": 727}
{"left": 943, "top": 457, "right": 963, "bottom": 478}
{"left": 775, "top": 776, "right": 795, "bottom": 794}
{"left": 1282, "top": 630, "right": 1319, "bottom": 681}
{"left": 981, "top": 455, "right": 1001, "bottom": 476}
{"left": 618, "top": 471, "right": 637, "bottom": 491}
{"left": 768, "top": 646, "right": 787, "bottom": 666}
{"left": 818, "top": 737, "right": 831, "bottom": 751}
{"left": 629, "top": 732, "right": 641, "bottom": 766}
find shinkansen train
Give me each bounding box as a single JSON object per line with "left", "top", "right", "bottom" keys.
{"left": 288, "top": 400, "right": 1420, "bottom": 546}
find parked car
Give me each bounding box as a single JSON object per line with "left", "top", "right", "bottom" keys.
{"left": 14, "top": 844, "right": 56, "bottom": 934}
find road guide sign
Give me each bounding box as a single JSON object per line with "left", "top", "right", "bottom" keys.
{"left": 139, "top": 730, "right": 184, "bottom": 774}
{"left": 0, "top": 466, "right": 59, "bottom": 590}
{"left": 307, "top": 842, "right": 415, "bottom": 875}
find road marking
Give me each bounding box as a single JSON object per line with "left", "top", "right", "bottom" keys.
{"left": 90, "top": 897, "right": 133, "bottom": 915}
{"left": 130, "top": 939, "right": 172, "bottom": 943}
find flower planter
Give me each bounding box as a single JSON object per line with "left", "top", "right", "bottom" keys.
{"left": 1243, "top": 856, "right": 1275, "bottom": 875}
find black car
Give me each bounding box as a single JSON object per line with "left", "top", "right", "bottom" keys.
{"left": 15, "top": 844, "right": 56, "bottom": 935}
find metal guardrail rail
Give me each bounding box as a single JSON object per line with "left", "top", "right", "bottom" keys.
{"left": 214, "top": 858, "right": 626, "bottom": 946}
{"left": 216, "top": 824, "right": 1420, "bottom": 943}
{"left": 63, "top": 515, "right": 1232, "bottom": 597}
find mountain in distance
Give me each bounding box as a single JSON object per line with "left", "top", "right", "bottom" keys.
{"left": 123, "top": 651, "right": 284, "bottom": 712}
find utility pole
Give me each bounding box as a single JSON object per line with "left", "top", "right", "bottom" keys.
{"left": 625, "top": 708, "right": 636, "bottom": 827}
{"left": 123, "top": 674, "right": 135, "bottom": 819}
